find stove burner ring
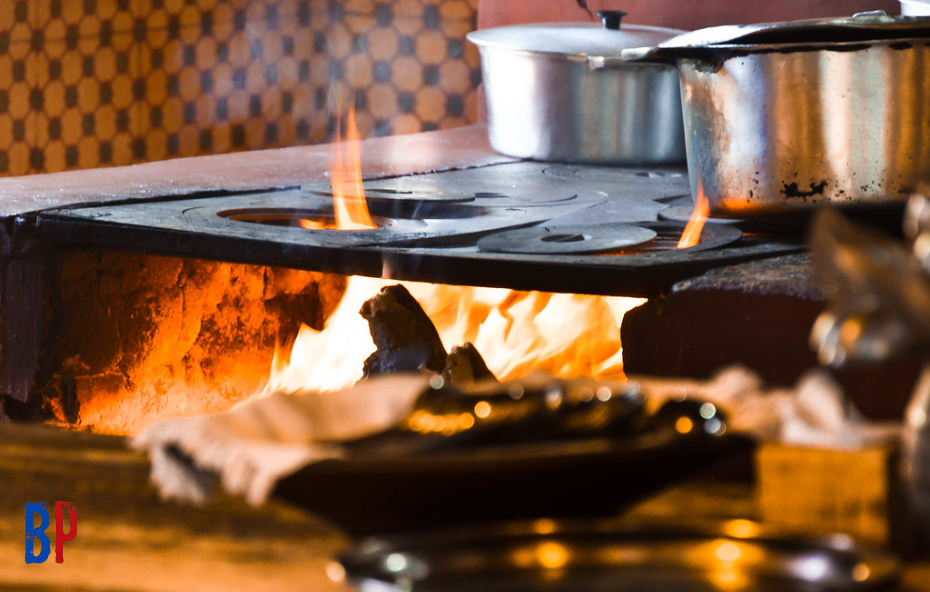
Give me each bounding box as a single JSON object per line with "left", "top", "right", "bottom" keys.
{"left": 617, "top": 221, "right": 743, "bottom": 254}
{"left": 476, "top": 223, "right": 658, "bottom": 254}
{"left": 542, "top": 164, "right": 688, "bottom": 183}
{"left": 302, "top": 185, "right": 475, "bottom": 203}
{"left": 220, "top": 208, "right": 401, "bottom": 230}
{"left": 301, "top": 181, "right": 586, "bottom": 208}
{"left": 218, "top": 197, "right": 496, "bottom": 231}
{"left": 477, "top": 221, "right": 743, "bottom": 255}
{"left": 659, "top": 205, "right": 743, "bottom": 226}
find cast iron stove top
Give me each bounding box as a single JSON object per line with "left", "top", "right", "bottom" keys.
{"left": 30, "top": 161, "right": 804, "bottom": 297}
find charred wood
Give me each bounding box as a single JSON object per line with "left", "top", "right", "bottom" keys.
{"left": 360, "top": 284, "right": 448, "bottom": 377}
{"left": 360, "top": 285, "right": 498, "bottom": 384}
{"left": 0, "top": 390, "right": 57, "bottom": 423}
{"left": 442, "top": 342, "right": 498, "bottom": 386}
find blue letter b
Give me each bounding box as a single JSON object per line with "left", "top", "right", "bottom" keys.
{"left": 25, "top": 503, "right": 50, "bottom": 564}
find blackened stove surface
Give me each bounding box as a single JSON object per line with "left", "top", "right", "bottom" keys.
{"left": 31, "top": 162, "right": 804, "bottom": 297}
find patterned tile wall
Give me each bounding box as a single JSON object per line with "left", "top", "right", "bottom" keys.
{"left": 0, "top": 0, "right": 481, "bottom": 176}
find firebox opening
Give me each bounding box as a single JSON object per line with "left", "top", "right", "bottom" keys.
{"left": 10, "top": 247, "right": 647, "bottom": 437}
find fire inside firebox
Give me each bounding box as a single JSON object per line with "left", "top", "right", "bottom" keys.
{"left": 53, "top": 258, "right": 646, "bottom": 435}
{"left": 263, "top": 276, "right": 645, "bottom": 396}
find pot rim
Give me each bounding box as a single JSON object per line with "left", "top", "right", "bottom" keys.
{"left": 475, "top": 43, "right": 681, "bottom": 72}
{"left": 466, "top": 22, "right": 687, "bottom": 60}
{"left": 468, "top": 43, "right": 606, "bottom": 62}
{"left": 623, "top": 35, "right": 930, "bottom": 62}
{"left": 621, "top": 13, "right": 930, "bottom": 62}
{"left": 678, "top": 35, "right": 930, "bottom": 54}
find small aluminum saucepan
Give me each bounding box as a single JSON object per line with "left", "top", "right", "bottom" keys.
{"left": 467, "top": 12, "right": 687, "bottom": 166}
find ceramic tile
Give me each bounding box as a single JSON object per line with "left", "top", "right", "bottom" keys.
{"left": 3, "top": 0, "right": 480, "bottom": 175}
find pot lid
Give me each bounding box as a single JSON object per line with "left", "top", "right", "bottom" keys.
{"left": 625, "top": 11, "right": 930, "bottom": 59}
{"left": 467, "top": 13, "right": 685, "bottom": 58}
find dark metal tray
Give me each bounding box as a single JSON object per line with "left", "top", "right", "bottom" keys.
{"left": 338, "top": 518, "right": 901, "bottom": 591}
{"left": 272, "top": 426, "right": 752, "bottom": 537}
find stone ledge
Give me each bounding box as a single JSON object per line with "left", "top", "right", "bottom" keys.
{"left": 622, "top": 254, "right": 920, "bottom": 419}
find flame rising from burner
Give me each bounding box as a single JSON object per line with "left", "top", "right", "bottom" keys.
{"left": 263, "top": 277, "right": 646, "bottom": 395}
{"left": 677, "top": 178, "right": 710, "bottom": 249}
{"left": 301, "top": 103, "right": 376, "bottom": 231}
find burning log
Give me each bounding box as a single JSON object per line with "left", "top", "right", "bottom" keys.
{"left": 360, "top": 284, "right": 448, "bottom": 377}
{"left": 442, "top": 343, "right": 498, "bottom": 386}
{"left": 360, "top": 284, "right": 498, "bottom": 384}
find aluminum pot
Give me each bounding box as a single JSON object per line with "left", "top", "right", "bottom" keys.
{"left": 623, "top": 13, "right": 930, "bottom": 215}
{"left": 467, "top": 13, "right": 687, "bottom": 166}
{"left": 901, "top": 0, "right": 930, "bottom": 16}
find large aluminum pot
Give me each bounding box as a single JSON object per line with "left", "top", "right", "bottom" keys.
{"left": 624, "top": 13, "right": 930, "bottom": 215}
{"left": 467, "top": 13, "right": 687, "bottom": 166}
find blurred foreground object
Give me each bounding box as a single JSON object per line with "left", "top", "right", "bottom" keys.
{"left": 133, "top": 360, "right": 904, "bottom": 536}
{"left": 809, "top": 198, "right": 930, "bottom": 553}
{"left": 133, "top": 372, "right": 751, "bottom": 536}
{"left": 809, "top": 208, "right": 930, "bottom": 368}
{"left": 338, "top": 516, "right": 901, "bottom": 592}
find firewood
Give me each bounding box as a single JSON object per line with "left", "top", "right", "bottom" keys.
{"left": 442, "top": 342, "right": 498, "bottom": 386}
{"left": 359, "top": 284, "right": 448, "bottom": 377}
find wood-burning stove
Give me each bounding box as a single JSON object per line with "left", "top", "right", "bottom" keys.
{"left": 1, "top": 125, "right": 908, "bottom": 433}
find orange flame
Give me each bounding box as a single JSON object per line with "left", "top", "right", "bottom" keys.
{"left": 302, "top": 104, "right": 376, "bottom": 230}
{"left": 677, "top": 178, "right": 711, "bottom": 249}
{"left": 262, "top": 277, "right": 646, "bottom": 396}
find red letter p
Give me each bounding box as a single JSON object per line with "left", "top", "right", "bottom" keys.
{"left": 54, "top": 502, "right": 76, "bottom": 563}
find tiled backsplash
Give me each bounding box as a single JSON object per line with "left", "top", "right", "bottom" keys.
{"left": 1, "top": 0, "right": 480, "bottom": 176}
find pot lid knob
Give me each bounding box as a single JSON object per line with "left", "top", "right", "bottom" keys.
{"left": 597, "top": 10, "right": 627, "bottom": 30}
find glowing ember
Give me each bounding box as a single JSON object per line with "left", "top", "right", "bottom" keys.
{"left": 677, "top": 178, "right": 711, "bottom": 249}
{"left": 262, "top": 276, "right": 646, "bottom": 396}
{"left": 301, "top": 103, "right": 376, "bottom": 231}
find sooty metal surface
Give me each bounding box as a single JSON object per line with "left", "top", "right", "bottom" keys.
{"left": 476, "top": 223, "right": 660, "bottom": 254}
{"left": 477, "top": 222, "right": 743, "bottom": 255}
{"left": 30, "top": 162, "right": 804, "bottom": 297}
